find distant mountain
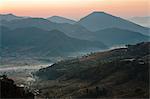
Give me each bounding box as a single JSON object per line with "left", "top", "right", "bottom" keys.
{"left": 128, "top": 17, "right": 150, "bottom": 28}
{"left": 1, "top": 18, "right": 93, "bottom": 40}
{"left": 0, "top": 14, "right": 24, "bottom": 21}
{"left": 1, "top": 27, "right": 107, "bottom": 57}
{"left": 1, "top": 18, "right": 59, "bottom": 30}
{"left": 93, "top": 28, "right": 149, "bottom": 46}
{"left": 78, "top": 12, "right": 149, "bottom": 36}
{"left": 1, "top": 13, "right": 149, "bottom": 48}
{"left": 1, "top": 17, "right": 149, "bottom": 48}
{"left": 47, "top": 16, "right": 76, "bottom": 24}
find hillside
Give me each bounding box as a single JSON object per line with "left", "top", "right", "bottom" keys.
{"left": 1, "top": 17, "right": 93, "bottom": 40}
{"left": 1, "top": 26, "right": 107, "bottom": 58}
{"left": 93, "top": 28, "right": 149, "bottom": 46}
{"left": 35, "top": 42, "right": 149, "bottom": 98}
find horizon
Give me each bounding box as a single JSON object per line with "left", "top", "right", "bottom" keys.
{"left": 1, "top": 11, "right": 150, "bottom": 21}
{"left": 0, "top": 0, "right": 149, "bottom": 20}
{"left": 0, "top": 11, "right": 121, "bottom": 21}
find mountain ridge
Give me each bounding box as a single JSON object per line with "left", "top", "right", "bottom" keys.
{"left": 78, "top": 12, "right": 149, "bottom": 36}
{"left": 47, "top": 16, "right": 76, "bottom": 24}
{"left": 1, "top": 26, "right": 107, "bottom": 58}
{"left": 0, "top": 13, "right": 24, "bottom": 21}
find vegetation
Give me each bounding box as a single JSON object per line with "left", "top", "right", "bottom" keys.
{"left": 35, "top": 42, "right": 149, "bottom": 98}
{"left": 0, "top": 75, "right": 34, "bottom": 98}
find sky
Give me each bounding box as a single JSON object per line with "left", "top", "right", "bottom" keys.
{"left": 0, "top": 0, "right": 149, "bottom": 20}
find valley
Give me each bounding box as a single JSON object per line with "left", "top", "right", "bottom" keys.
{"left": 0, "top": 11, "right": 149, "bottom": 98}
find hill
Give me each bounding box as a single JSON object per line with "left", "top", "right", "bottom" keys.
{"left": 1, "top": 26, "right": 107, "bottom": 58}
{"left": 78, "top": 12, "right": 149, "bottom": 36}
{"left": 1, "top": 17, "right": 149, "bottom": 48}
{"left": 1, "top": 17, "right": 93, "bottom": 40}
{"left": 35, "top": 42, "right": 149, "bottom": 98}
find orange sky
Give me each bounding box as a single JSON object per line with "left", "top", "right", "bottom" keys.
{"left": 0, "top": 0, "right": 149, "bottom": 20}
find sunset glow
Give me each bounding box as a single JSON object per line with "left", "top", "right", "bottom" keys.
{"left": 0, "top": 0, "right": 149, "bottom": 19}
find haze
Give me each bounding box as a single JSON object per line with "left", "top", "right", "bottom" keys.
{"left": 0, "top": 0, "right": 149, "bottom": 19}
